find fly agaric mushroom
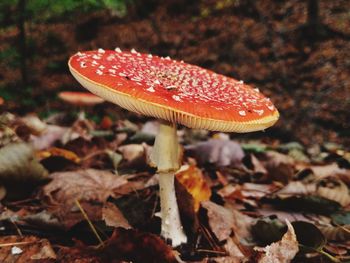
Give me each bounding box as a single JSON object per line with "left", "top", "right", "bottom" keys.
{"left": 68, "top": 48, "right": 279, "bottom": 246}
{"left": 58, "top": 91, "right": 105, "bottom": 119}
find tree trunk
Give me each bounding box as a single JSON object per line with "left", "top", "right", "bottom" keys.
{"left": 307, "top": 0, "right": 319, "bottom": 26}
{"left": 18, "top": 0, "right": 27, "bottom": 86}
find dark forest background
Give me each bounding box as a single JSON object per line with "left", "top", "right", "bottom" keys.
{"left": 0, "top": 0, "right": 349, "bottom": 146}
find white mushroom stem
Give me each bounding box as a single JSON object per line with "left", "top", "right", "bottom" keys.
{"left": 150, "top": 122, "right": 187, "bottom": 246}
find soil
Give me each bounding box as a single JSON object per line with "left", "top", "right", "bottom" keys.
{"left": 0, "top": 0, "right": 349, "bottom": 147}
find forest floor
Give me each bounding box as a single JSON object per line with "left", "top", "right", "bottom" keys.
{"left": 0, "top": 0, "right": 349, "bottom": 262}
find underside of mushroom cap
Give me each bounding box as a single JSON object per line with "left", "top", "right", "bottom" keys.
{"left": 69, "top": 49, "right": 279, "bottom": 132}
{"left": 58, "top": 91, "right": 105, "bottom": 106}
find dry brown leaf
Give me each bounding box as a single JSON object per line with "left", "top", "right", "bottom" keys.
{"left": 118, "top": 143, "right": 145, "bottom": 162}
{"left": 210, "top": 256, "right": 242, "bottom": 263}
{"left": 223, "top": 237, "right": 246, "bottom": 260}
{"left": 176, "top": 164, "right": 211, "bottom": 211}
{"left": 36, "top": 147, "right": 81, "bottom": 164}
{"left": 260, "top": 151, "right": 295, "bottom": 184}
{"left": 297, "top": 163, "right": 350, "bottom": 185}
{"left": 316, "top": 177, "right": 350, "bottom": 206}
{"left": 100, "top": 228, "right": 178, "bottom": 263}
{"left": 220, "top": 183, "right": 281, "bottom": 201}
{"left": 43, "top": 169, "right": 128, "bottom": 207}
{"left": 0, "top": 142, "right": 48, "bottom": 182}
{"left": 21, "top": 114, "right": 47, "bottom": 135}
{"left": 249, "top": 154, "right": 268, "bottom": 176}
{"left": 30, "top": 124, "right": 68, "bottom": 150}
{"left": 254, "top": 220, "right": 299, "bottom": 263}
{"left": 202, "top": 201, "right": 253, "bottom": 242}
{"left": 0, "top": 235, "right": 56, "bottom": 262}
{"left": 276, "top": 181, "right": 316, "bottom": 196}
{"left": 102, "top": 202, "right": 131, "bottom": 229}
{"left": 319, "top": 224, "right": 350, "bottom": 242}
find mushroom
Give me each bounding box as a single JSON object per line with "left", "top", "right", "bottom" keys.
{"left": 68, "top": 48, "right": 279, "bottom": 246}
{"left": 58, "top": 91, "right": 105, "bottom": 120}
{"left": 0, "top": 97, "right": 4, "bottom": 106}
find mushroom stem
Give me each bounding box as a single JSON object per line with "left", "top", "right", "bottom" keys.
{"left": 150, "top": 122, "right": 187, "bottom": 246}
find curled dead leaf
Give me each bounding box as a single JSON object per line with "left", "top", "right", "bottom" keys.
{"left": 201, "top": 201, "right": 253, "bottom": 243}
{"left": 36, "top": 147, "right": 81, "bottom": 164}
{"left": 118, "top": 143, "right": 146, "bottom": 163}
{"left": 176, "top": 164, "right": 211, "bottom": 211}
{"left": 0, "top": 143, "right": 48, "bottom": 192}
{"left": 102, "top": 202, "right": 131, "bottom": 229}
{"left": 319, "top": 225, "right": 350, "bottom": 242}
{"left": 254, "top": 220, "right": 298, "bottom": 263}
{"left": 21, "top": 114, "right": 47, "bottom": 135}
{"left": 316, "top": 177, "right": 350, "bottom": 206}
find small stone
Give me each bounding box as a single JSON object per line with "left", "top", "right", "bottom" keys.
{"left": 11, "top": 246, "right": 23, "bottom": 255}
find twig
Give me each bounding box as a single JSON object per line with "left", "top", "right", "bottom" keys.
{"left": 197, "top": 249, "right": 227, "bottom": 255}
{"left": 75, "top": 199, "right": 104, "bottom": 247}
{"left": 0, "top": 241, "right": 34, "bottom": 247}
{"left": 10, "top": 219, "right": 23, "bottom": 237}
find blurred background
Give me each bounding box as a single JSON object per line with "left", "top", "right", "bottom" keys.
{"left": 0, "top": 0, "right": 349, "bottom": 146}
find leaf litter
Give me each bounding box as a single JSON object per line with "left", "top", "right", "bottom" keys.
{"left": 0, "top": 112, "right": 349, "bottom": 262}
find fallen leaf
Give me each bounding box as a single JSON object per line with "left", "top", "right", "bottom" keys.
{"left": 252, "top": 217, "right": 286, "bottom": 246}
{"left": 241, "top": 142, "right": 268, "bottom": 153}
{"left": 298, "top": 163, "right": 350, "bottom": 185}
{"left": 176, "top": 164, "right": 211, "bottom": 211}
{"left": 105, "top": 150, "right": 123, "bottom": 172}
{"left": 99, "top": 228, "right": 177, "bottom": 263}
{"left": 276, "top": 181, "right": 316, "bottom": 196}
{"left": 21, "top": 114, "right": 47, "bottom": 135}
{"left": 202, "top": 201, "right": 253, "bottom": 243}
{"left": 316, "top": 177, "right": 350, "bottom": 206}
{"left": 61, "top": 119, "right": 94, "bottom": 144}
{"left": 331, "top": 211, "right": 350, "bottom": 225}
{"left": 186, "top": 139, "right": 245, "bottom": 167}
{"left": 102, "top": 202, "right": 131, "bottom": 229}
{"left": 245, "top": 154, "right": 268, "bottom": 177}
{"left": 223, "top": 237, "right": 247, "bottom": 260}
{"left": 219, "top": 183, "right": 280, "bottom": 204}
{"left": 0, "top": 235, "right": 56, "bottom": 262}
{"left": 292, "top": 221, "right": 326, "bottom": 251}
{"left": 254, "top": 220, "right": 298, "bottom": 263}
{"left": 36, "top": 147, "right": 81, "bottom": 164}
{"left": 260, "top": 151, "right": 295, "bottom": 184}
{"left": 272, "top": 195, "right": 341, "bottom": 215}
{"left": 0, "top": 143, "right": 48, "bottom": 182}
{"left": 30, "top": 125, "right": 68, "bottom": 150}
{"left": 118, "top": 143, "right": 145, "bottom": 163}
{"left": 320, "top": 224, "right": 350, "bottom": 242}
{"left": 43, "top": 169, "right": 128, "bottom": 208}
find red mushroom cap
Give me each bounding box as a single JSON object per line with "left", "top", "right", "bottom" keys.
{"left": 58, "top": 91, "right": 104, "bottom": 106}
{"left": 0, "top": 97, "right": 4, "bottom": 105}
{"left": 68, "top": 49, "right": 279, "bottom": 132}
